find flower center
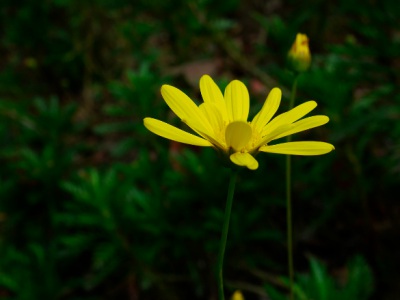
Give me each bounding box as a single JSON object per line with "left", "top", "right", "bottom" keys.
{"left": 225, "top": 121, "right": 253, "bottom": 152}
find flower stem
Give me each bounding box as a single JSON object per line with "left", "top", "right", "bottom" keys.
{"left": 286, "top": 76, "right": 298, "bottom": 300}
{"left": 288, "top": 76, "right": 298, "bottom": 113}
{"left": 218, "top": 171, "right": 238, "bottom": 300}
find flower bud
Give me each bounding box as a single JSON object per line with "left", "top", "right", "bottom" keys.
{"left": 231, "top": 290, "right": 244, "bottom": 300}
{"left": 288, "top": 33, "right": 311, "bottom": 73}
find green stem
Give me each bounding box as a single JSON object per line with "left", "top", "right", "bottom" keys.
{"left": 288, "top": 77, "right": 298, "bottom": 113}
{"left": 218, "top": 171, "right": 238, "bottom": 300}
{"left": 286, "top": 76, "right": 298, "bottom": 300}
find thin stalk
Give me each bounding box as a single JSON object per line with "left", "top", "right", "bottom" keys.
{"left": 217, "top": 171, "right": 238, "bottom": 300}
{"left": 286, "top": 76, "right": 298, "bottom": 300}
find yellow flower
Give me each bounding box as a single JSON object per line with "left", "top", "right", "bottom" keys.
{"left": 143, "top": 75, "right": 334, "bottom": 170}
{"left": 288, "top": 33, "right": 311, "bottom": 72}
{"left": 231, "top": 290, "right": 245, "bottom": 300}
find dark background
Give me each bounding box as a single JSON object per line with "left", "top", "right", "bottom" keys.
{"left": 0, "top": 0, "right": 399, "bottom": 299}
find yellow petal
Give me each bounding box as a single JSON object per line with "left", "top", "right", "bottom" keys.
{"left": 225, "top": 121, "right": 252, "bottom": 151}
{"left": 272, "top": 115, "right": 329, "bottom": 140}
{"left": 230, "top": 152, "right": 259, "bottom": 170}
{"left": 144, "top": 118, "right": 212, "bottom": 147}
{"left": 251, "top": 87, "right": 281, "bottom": 133}
{"left": 198, "top": 131, "right": 227, "bottom": 150}
{"left": 259, "top": 141, "right": 334, "bottom": 155}
{"left": 262, "top": 101, "right": 317, "bottom": 135}
{"left": 161, "top": 85, "right": 213, "bottom": 134}
{"left": 199, "top": 102, "right": 224, "bottom": 135}
{"left": 200, "top": 75, "right": 224, "bottom": 104}
{"left": 254, "top": 124, "right": 294, "bottom": 149}
{"left": 224, "top": 80, "right": 249, "bottom": 122}
{"left": 200, "top": 75, "right": 229, "bottom": 122}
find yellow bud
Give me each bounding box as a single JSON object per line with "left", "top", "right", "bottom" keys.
{"left": 231, "top": 290, "right": 244, "bottom": 300}
{"left": 288, "top": 33, "right": 311, "bottom": 73}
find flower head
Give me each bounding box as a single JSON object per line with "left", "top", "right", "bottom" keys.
{"left": 288, "top": 33, "right": 311, "bottom": 72}
{"left": 144, "top": 75, "right": 334, "bottom": 170}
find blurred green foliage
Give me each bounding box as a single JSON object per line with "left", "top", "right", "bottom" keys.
{"left": 1, "top": 0, "right": 399, "bottom": 299}
{"left": 265, "top": 256, "right": 373, "bottom": 300}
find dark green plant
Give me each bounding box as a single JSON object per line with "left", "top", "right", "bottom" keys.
{"left": 264, "top": 256, "right": 374, "bottom": 300}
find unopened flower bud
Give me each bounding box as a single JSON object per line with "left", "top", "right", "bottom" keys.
{"left": 231, "top": 290, "right": 244, "bottom": 300}
{"left": 288, "top": 33, "right": 311, "bottom": 73}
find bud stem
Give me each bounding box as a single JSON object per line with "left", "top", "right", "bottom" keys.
{"left": 286, "top": 75, "right": 298, "bottom": 300}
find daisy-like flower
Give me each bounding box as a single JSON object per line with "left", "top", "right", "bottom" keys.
{"left": 144, "top": 75, "right": 334, "bottom": 170}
